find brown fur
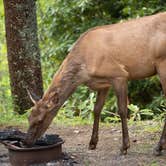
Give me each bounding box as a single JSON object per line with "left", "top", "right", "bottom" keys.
{"left": 26, "top": 12, "right": 166, "bottom": 155}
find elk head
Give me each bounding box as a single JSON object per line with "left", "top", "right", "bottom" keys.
{"left": 25, "top": 90, "right": 59, "bottom": 146}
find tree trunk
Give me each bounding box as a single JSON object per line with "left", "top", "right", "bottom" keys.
{"left": 3, "top": 0, "right": 43, "bottom": 114}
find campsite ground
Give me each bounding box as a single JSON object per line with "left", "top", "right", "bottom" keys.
{"left": 0, "top": 121, "right": 166, "bottom": 166}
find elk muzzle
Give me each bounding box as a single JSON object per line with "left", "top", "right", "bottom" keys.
{"left": 25, "top": 112, "right": 55, "bottom": 146}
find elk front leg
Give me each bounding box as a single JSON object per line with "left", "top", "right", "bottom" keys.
{"left": 154, "top": 60, "right": 166, "bottom": 155}
{"left": 112, "top": 78, "right": 130, "bottom": 155}
{"left": 89, "top": 88, "right": 109, "bottom": 150}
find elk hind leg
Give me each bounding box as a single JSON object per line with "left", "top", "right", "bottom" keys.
{"left": 154, "top": 60, "right": 166, "bottom": 155}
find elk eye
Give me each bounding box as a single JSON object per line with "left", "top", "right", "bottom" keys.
{"left": 44, "top": 105, "right": 49, "bottom": 109}
{"left": 38, "top": 117, "right": 43, "bottom": 123}
{"left": 45, "top": 103, "right": 53, "bottom": 109}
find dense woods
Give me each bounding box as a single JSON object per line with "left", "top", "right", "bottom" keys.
{"left": 0, "top": 0, "right": 166, "bottom": 122}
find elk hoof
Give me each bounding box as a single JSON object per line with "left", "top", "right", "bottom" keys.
{"left": 89, "top": 142, "right": 97, "bottom": 150}
{"left": 120, "top": 141, "right": 130, "bottom": 155}
{"left": 153, "top": 146, "right": 162, "bottom": 156}
{"left": 120, "top": 148, "right": 128, "bottom": 155}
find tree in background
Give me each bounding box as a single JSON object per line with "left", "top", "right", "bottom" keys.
{"left": 3, "top": 0, "right": 43, "bottom": 114}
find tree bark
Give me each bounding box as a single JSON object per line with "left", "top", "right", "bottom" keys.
{"left": 3, "top": 0, "right": 43, "bottom": 114}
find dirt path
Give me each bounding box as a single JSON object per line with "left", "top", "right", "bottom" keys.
{"left": 0, "top": 121, "right": 166, "bottom": 166}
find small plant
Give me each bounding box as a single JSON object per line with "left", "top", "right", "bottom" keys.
{"left": 153, "top": 104, "right": 166, "bottom": 125}
{"left": 128, "top": 104, "right": 154, "bottom": 121}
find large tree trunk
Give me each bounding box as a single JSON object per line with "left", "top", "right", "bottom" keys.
{"left": 3, "top": 0, "right": 43, "bottom": 114}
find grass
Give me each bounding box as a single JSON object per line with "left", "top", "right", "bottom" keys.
{"left": 0, "top": 108, "right": 163, "bottom": 132}
{"left": 0, "top": 111, "right": 28, "bottom": 127}
{"left": 0, "top": 109, "right": 94, "bottom": 128}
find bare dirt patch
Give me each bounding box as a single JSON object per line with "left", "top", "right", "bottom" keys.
{"left": 0, "top": 121, "right": 166, "bottom": 166}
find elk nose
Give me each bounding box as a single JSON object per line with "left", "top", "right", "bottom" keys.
{"left": 24, "top": 135, "right": 34, "bottom": 147}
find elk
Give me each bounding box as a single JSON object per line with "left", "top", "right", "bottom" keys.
{"left": 25, "top": 12, "right": 166, "bottom": 155}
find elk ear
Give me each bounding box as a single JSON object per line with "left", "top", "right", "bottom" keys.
{"left": 27, "top": 89, "right": 41, "bottom": 104}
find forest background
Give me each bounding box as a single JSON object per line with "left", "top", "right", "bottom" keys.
{"left": 0, "top": 0, "right": 166, "bottom": 125}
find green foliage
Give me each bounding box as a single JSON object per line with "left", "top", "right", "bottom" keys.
{"left": 128, "top": 104, "right": 154, "bottom": 121}
{"left": 1, "top": 0, "right": 166, "bottom": 123}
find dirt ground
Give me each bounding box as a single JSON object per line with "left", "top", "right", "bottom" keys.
{"left": 0, "top": 121, "right": 166, "bottom": 166}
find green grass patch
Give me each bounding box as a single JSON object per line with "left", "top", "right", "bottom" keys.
{"left": 0, "top": 111, "right": 28, "bottom": 127}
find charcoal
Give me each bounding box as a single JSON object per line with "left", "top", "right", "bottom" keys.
{"left": 0, "top": 128, "right": 26, "bottom": 142}
{"left": 35, "top": 134, "right": 62, "bottom": 146}
{"left": 0, "top": 128, "right": 62, "bottom": 147}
